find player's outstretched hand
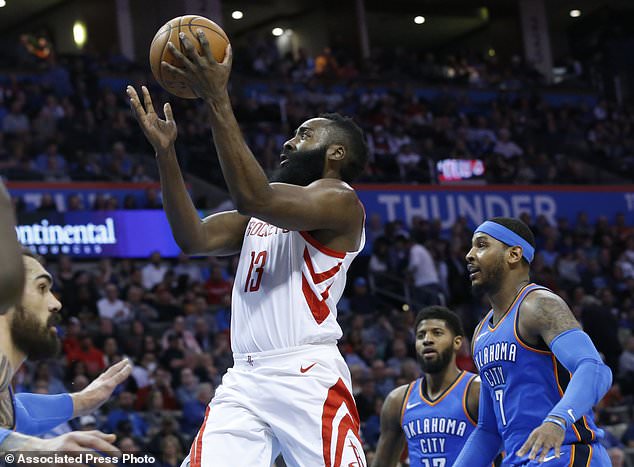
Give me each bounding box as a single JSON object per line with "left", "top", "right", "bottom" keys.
{"left": 126, "top": 85, "right": 177, "bottom": 153}
{"left": 162, "top": 30, "right": 232, "bottom": 104}
{"left": 42, "top": 430, "right": 119, "bottom": 454}
{"left": 516, "top": 420, "right": 565, "bottom": 463}
{"left": 71, "top": 359, "right": 132, "bottom": 417}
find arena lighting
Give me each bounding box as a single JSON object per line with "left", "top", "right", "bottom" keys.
{"left": 73, "top": 21, "right": 87, "bottom": 48}
{"left": 570, "top": 9, "right": 581, "bottom": 18}
{"left": 488, "top": 48, "right": 496, "bottom": 57}
{"left": 414, "top": 16, "right": 425, "bottom": 24}
{"left": 231, "top": 10, "right": 243, "bottom": 20}
{"left": 272, "top": 27, "right": 284, "bottom": 36}
{"left": 0, "top": 1, "right": 6, "bottom": 8}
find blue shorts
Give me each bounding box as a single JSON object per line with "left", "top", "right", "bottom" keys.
{"left": 511, "top": 443, "right": 610, "bottom": 467}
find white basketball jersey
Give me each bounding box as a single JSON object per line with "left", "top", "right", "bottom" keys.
{"left": 230, "top": 217, "right": 365, "bottom": 353}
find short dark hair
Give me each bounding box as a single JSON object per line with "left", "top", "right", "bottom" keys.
{"left": 488, "top": 217, "right": 536, "bottom": 248}
{"left": 320, "top": 112, "right": 368, "bottom": 183}
{"left": 414, "top": 306, "right": 464, "bottom": 337}
{"left": 21, "top": 246, "right": 43, "bottom": 264}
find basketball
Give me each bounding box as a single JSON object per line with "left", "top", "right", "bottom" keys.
{"left": 149, "top": 15, "right": 229, "bottom": 99}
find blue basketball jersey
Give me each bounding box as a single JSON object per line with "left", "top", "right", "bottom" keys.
{"left": 401, "top": 370, "right": 477, "bottom": 467}
{"left": 472, "top": 283, "right": 605, "bottom": 466}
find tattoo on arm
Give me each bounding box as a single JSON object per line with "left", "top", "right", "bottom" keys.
{"left": 0, "top": 392, "right": 14, "bottom": 429}
{"left": 530, "top": 292, "right": 581, "bottom": 345}
{"left": 0, "top": 356, "right": 14, "bottom": 429}
{"left": 0, "top": 356, "right": 10, "bottom": 394}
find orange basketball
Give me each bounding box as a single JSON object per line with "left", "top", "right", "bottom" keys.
{"left": 149, "top": 15, "right": 229, "bottom": 99}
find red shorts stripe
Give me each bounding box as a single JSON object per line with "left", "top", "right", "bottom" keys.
{"left": 190, "top": 405, "right": 211, "bottom": 467}
{"left": 321, "top": 378, "right": 363, "bottom": 467}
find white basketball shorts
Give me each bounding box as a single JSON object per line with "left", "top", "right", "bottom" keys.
{"left": 180, "top": 344, "right": 366, "bottom": 467}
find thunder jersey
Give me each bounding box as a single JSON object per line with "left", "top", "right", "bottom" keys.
{"left": 472, "top": 283, "right": 603, "bottom": 466}
{"left": 401, "top": 371, "right": 477, "bottom": 467}
{"left": 231, "top": 217, "right": 365, "bottom": 353}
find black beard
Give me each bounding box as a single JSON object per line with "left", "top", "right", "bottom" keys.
{"left": 417, "top": 346, "right": 454, "bottom": 374}
{"left": 269, "top": 146, "right": 327, "bottom": 186}
{"left": 10, "top": 307, "right": 60, "bottom": 360}
{"left": 471, "top": 257, "right": 505, "bottom": 297}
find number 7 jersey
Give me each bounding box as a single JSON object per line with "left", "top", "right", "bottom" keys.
{"left": 230, "top": 217, "right": 365, "bottom": 354}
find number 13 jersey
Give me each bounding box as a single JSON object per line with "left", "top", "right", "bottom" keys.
{"left": 231, "top": 217, "right": 365, "bottom": 354}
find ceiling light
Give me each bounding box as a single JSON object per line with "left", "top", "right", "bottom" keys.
{"left": 272, "top": 27, "right": 284, "bottom": 37}
{"left": 570, "top": 9, "right": 581, "bottom": 18}
{"left": 231, "top": 10, "right": 243, "bottom": 20}
{"left": 414, "top": 16, "right": 425, "bottom": 24}
{"left": 0, "top": 0, "right": 7, "bottom": 7}
{"left": 73, "top": 21, "right": 87, "bottom": 48}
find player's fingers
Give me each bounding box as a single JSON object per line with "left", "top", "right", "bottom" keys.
{"left": 166, "top": 41, "right": 195, "bottom": 71}
{"left": 82, "top": 430, "right": 116, "bottom": 442}
{"left": 528, "top": 438, "right": 544, "bottom": 460}
{"left": 196, "top": 29, "right": 215, "bottom": 63}
{"left": 164, "top": 103, "right": 174, "bottom": 122}
{"left": 537, "top": 444, "right": 552, "bottom": 463}
{"left": 126, "top": 86, "right": 145, "bottom": 118}
{"left": 112, "top": 359, "right": 132, "bottom": 383}
{"left": 103, "top": 358, "right": 127, "bottom": 376}
{"left": 177, "top": 33, "right": 204, "bottom": 67}
{"left": 141, "top": 86, "right": 156, "bottom": 116}
{"left": 554, "top": 442, "right": 562, "bottom": 458}
{"left": 516, "top": 434, "right": 534, "bottom": 457}
{"left": 161, "top": 60, "right": 188, "bottom": 79}
{"left": 75, "top": 432, "right": 119, "bottom": 454}
{"left": 222, "top": 43, "right": 232, "bottom": 67}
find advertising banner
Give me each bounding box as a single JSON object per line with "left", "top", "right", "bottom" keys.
{"left": 16, "top": 211, "right": 181, "bottom": 258}
{"left": 356, "top": 185, "right": 634, "bottom": 230}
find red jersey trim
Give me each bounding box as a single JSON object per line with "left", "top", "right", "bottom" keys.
{"left": 299, "top": 231, "right": 346, "bottom": 259}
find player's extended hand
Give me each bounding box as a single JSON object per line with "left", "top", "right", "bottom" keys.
{"left": 516, "top": 420, "right": 565, "bottom": 462}
{"left": 41, "top": 430, "right": 120, "bottom": 454}
{"left": 71, "top": 359, "right": 132, "bottom": 417}
{"left": 163, "top": 30, "right": 232, "bottom": 104}
{"left": 126, "top": 85, "right": 177, "bottom": 153}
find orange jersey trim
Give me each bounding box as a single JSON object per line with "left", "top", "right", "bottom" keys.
{"left": 419, "top": 371, "right": 467, "bottom": 407}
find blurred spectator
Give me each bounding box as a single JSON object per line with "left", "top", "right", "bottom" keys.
{"left": 142, "top": 252, "right": 168, "bottom": 290}
{"left": 181, "top": 382, "right": 214, "bottom": 437}
{"left": 105, "top": 391, "right": 148, "bottom": 439}
{"left": 175, "top": 367, "right": 200, "bottom": 406}
{"left": 32, "top": 362, "right": 66, "bottom": 394}
{"left": 67, "top": 334, "right": 106, "bottom": 377}
{"left": 97, "top": 283, "right": 132, "bottom": 323}
{"left": 204, "top": 266, "right": 232, "bottom": 305}
{"left": 396, "top": 235, "right": 443, "bottom": 306}
{"left": 174, "top": 252, "right": 203, "bottom": 284}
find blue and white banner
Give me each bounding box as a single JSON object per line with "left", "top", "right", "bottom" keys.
{"left": 9, "top": 183, "right": 634, "bottom": 258}
{"left": 355, "top": 185, "right": 634, "bottom": 230}
{"left": 16, "top": 211, "right": 181, "bottom": 258}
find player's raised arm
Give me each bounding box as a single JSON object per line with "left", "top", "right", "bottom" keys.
{"left": 0, "top": 180, "right": 24, "bottom": 315}
{"left": 162, "top": 33, "right": 366, "bottom": 236}
{"left": 515, "top": 290, "right": 612, "bottom": 462}
{"left": 127, "top": 85, "right": 249, "bottom": 256}
{"left": 372, "top": 385, "right": 408, "bottom": 467}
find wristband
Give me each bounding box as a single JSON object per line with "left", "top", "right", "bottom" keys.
{"left": 543, "top": 416, "right": 566, "bottom": 431}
